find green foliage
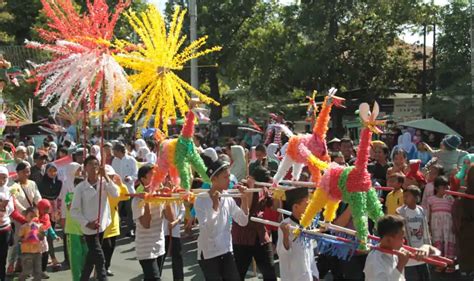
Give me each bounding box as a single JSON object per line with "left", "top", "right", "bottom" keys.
{"left": 427, "top": 0, "right": 470, "bottom": 127}
{"left": 0, "top": 1, "right": 16, "bottom": 44}
{"left": 172, "top": 0, "right": 425, "bottom": 119}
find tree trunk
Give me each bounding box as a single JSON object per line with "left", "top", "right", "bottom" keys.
{"left": 208, "top": 67, "right": 222, "bottom": 121}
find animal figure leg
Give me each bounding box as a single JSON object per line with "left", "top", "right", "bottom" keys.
{"left": 298, "top": 188, "right": 330, "bottom": 232}
{"left": 322, "top": 198, "right": 340, "bottom": 222}
{"left": 150, "top": 155, "right": 170, "bottom": 191}
{"left": 273, "top": 155, "right": 294, "bottom": 184}
{"left": 365, "top": 188, "right": 384, "bottom": 223}
{"left": 169, "top": 165, "right": 181, "bottom": 187}
{"left": 175, "top": 137, "right": 194, "bottom": 191}
{"left": 346, "top": 192, "right": 370, "bottom": 250}
{"left": 188, "top": 148, "right": 211, "bottom": 184}
{"left": 291, "top": 163, "right": 304, "bottom": 181}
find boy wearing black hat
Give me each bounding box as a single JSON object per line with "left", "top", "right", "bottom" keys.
{"left": 277, "top": 187, "right": 319, "bottom": 281}
{"left": 194, "top": 159, "right": 251, "bottom": 281}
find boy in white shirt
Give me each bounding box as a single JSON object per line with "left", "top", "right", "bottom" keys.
{"left": 397, "top": 186, "right": 432, "bottom": 281}
{"left": 277, "top": 187, "right": 319, "bottom": 281}
{"left": 364, "top": 215, "right": 410, "bottom": 281}
{"left": 163, "top": 202, "right": 186, "bottom": 281}
{"left": 194, "top": 159, "right": 251, "bottom": 281}
{"left": 70, "top": 155, "right": 119, "bottom": 281}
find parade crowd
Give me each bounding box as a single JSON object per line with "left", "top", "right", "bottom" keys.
{"left": 0, "top": 118, "right": 473, "bottom": 281}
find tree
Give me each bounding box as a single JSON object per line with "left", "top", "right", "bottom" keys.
{"left": 0, "top": 1, "right": 15, "bottom": 44}
{"left": 427, "top": 0, "right": 471, "bottom": 138}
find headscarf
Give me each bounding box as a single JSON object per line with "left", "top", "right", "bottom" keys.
{"left": 138, "top": 146, "right": 150, "bottom": 161}
{"left": 266, "top": 143, "right": 280, "bottom": 163}
{"left": 49, "top": 142, "right": 58, "bottom": 160}
{"left": 145, "top": 151, "right": 157, "bottom": 164}
{"left": 60, "top": 162, "right": 81, "bottom": 195}
{"left": 391, "top": 132, "right": 417, "bottom": 160}
{"left": 27, "top": 145, "right": 35, "bottom": 165}
{"left": 91, "top": 145, "right": 101, "bottom": 162}
{"left": 135, "top": 139, "right": 147, "bottom": 151}
{"left": 203, "top": 148, "right": 218, "bottom": 162}
{"left": 230, "top": 145, "right": 246, "bottom": 181}
{"left": 38, "top": 163, "right": 62, "bottom": 200}
{"left": 0, "top": 166, "right": 8, "bottom": 189}
{"left": 37, "top": 199, "right": 52, "bottom": 230}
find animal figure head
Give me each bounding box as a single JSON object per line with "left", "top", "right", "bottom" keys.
{"left": 326, "top": 87, "right": 345, "bottom": 108}
{"left": 358, "top": 102, "right": 385, "bottom": 134}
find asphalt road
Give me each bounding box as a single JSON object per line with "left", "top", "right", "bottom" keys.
{"left": 5, "top": 225, "right": 472, "bottom": 281}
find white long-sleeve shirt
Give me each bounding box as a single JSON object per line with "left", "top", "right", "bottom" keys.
{"left": 364, "top": 248, "right": 405, "bottom": 281}
{"left": 164, "top": 203, "right": 185, "bottom": 238}
{"left": 0, "top": 185, "right": 14, "bottom": 229}
{"left": 10, "top": 180, "right": 42, "bottom": 211}
{"left": 194, "top": 192, "right": 248, "bottom": 260}
{"left": 112, "top": 155, "right": 138, "bottom": 194}
{"left": 70, "top": 178, "right": 119, "bottom": 235}
{"left": 277, "top": 217, "right": 319, "bottom": 281}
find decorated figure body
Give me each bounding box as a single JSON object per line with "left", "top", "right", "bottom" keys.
{"left": 272, "top": 88, "right": 343, "bottom": 186}
{"left": 151, "top": 110, "right": 210, "bottom": 192}
{"left": 301, "top": 102, "right": 385, "bottom": 250}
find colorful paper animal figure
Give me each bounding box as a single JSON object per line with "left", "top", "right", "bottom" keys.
{"left": 273, "top": 88, "right": 344, "bottom": 185}
{"left": 150, "top": 110, "right": 210, "bottom": 192}
{"left": 300, "top": 102, "right": 385, "bottom": 250}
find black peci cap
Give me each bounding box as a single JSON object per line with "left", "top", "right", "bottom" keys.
{"left": 206, "top": 159, "right": 230, "bottom": 179}
{"left": 285, "top": 188, "right": 309, "bottom": 210}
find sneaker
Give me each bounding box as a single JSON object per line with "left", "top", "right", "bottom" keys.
{"left": 41, "top": 272, "right": 50, "bottom": 279}
{"left": 61, "top": 261, "right": 70, "bottom": 270}
{"left": 106, "top": 270, "right": 114, "bottom": 277}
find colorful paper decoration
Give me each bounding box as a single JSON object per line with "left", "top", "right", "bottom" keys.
{"left": 150, "top": 110, "right": 210, "bottom": 192}
{"left": 113, "top": 5, "right": 221, "bottom": 134}
{"left": 305, "top": 102, "right": 385, "bottom": 250}
{"left": 26, "top": 0, "right": 133, "bottom": 116}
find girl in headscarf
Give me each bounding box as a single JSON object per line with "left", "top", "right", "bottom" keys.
{"left": 0, "top": 166, "right": 26, "bottom": 281}
{"left": 137, "top": 146, "right": 151, "bottom": 163}
{"left": 57, "top": 162, "right": 81, "bottom": 270}
{"left": 134, "top": 139, "right": 147, "bottom": 153}
{"left": 230, "top": 145, "right": 247, "bottom": 181}
{"left": 266, "top": 143, "right": 280, "bottom": 164}
{"left": 49, "top": 142, "right": 58, "bottom": 161}
{"left": 26, "top": 145, "right": 35, "bottom": 166}
{"left": 391, "top": 132, "right": 417, "bottom": 161}
{"left": 90, "top": 145, "right": 101, "bottom": 163}
{"left": 37, "top": 164, "right": 62, "bottom": 270}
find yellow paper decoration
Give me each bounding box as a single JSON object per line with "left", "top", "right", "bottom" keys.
{"left": 114, "top": 5, "right": 221, "bottom": 134}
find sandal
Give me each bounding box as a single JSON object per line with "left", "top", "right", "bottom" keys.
{"left": 51, "top": 263, "right": 62, "bottom": 272}
{"left": 445, "top": 266, "right": 456, "bottom": 274}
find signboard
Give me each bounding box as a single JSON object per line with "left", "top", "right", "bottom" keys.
{"left": 392, "top": 98, "right": 422, "bottom": 122}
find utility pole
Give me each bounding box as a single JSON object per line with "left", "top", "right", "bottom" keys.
{"left": 432, "top": 0, "right": 436, "bottom": 92}
{"left": 471, "top": 0, "right": 474, "bottom": 108}
{"left": 189, "top": 0, "right": 198, "bottom": 90}
{"left": 422, "top": 23, "right": 427, "bottom": 118}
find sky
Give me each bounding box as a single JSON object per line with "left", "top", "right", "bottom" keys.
{"left": 147, "top": 0, "right": 450, "bottom": 47}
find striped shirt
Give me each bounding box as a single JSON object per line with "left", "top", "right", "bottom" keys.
{"left": 132, "top": 198, "right": 165, "bottom": 260}
{"left": 427, "top": 195, "right": 454, "bottom": 213}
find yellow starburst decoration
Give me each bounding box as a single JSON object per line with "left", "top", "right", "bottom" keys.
{"left": 114, "top": 5, "right": 221, "bottom": 134}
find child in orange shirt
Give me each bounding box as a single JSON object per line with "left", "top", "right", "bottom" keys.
{"left": 18, "top": 207, "right": 45, "bottom": 281}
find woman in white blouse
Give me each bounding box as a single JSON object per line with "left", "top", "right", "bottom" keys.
{"left": 194, "top": 159, "right": 251, "bottom": 281}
